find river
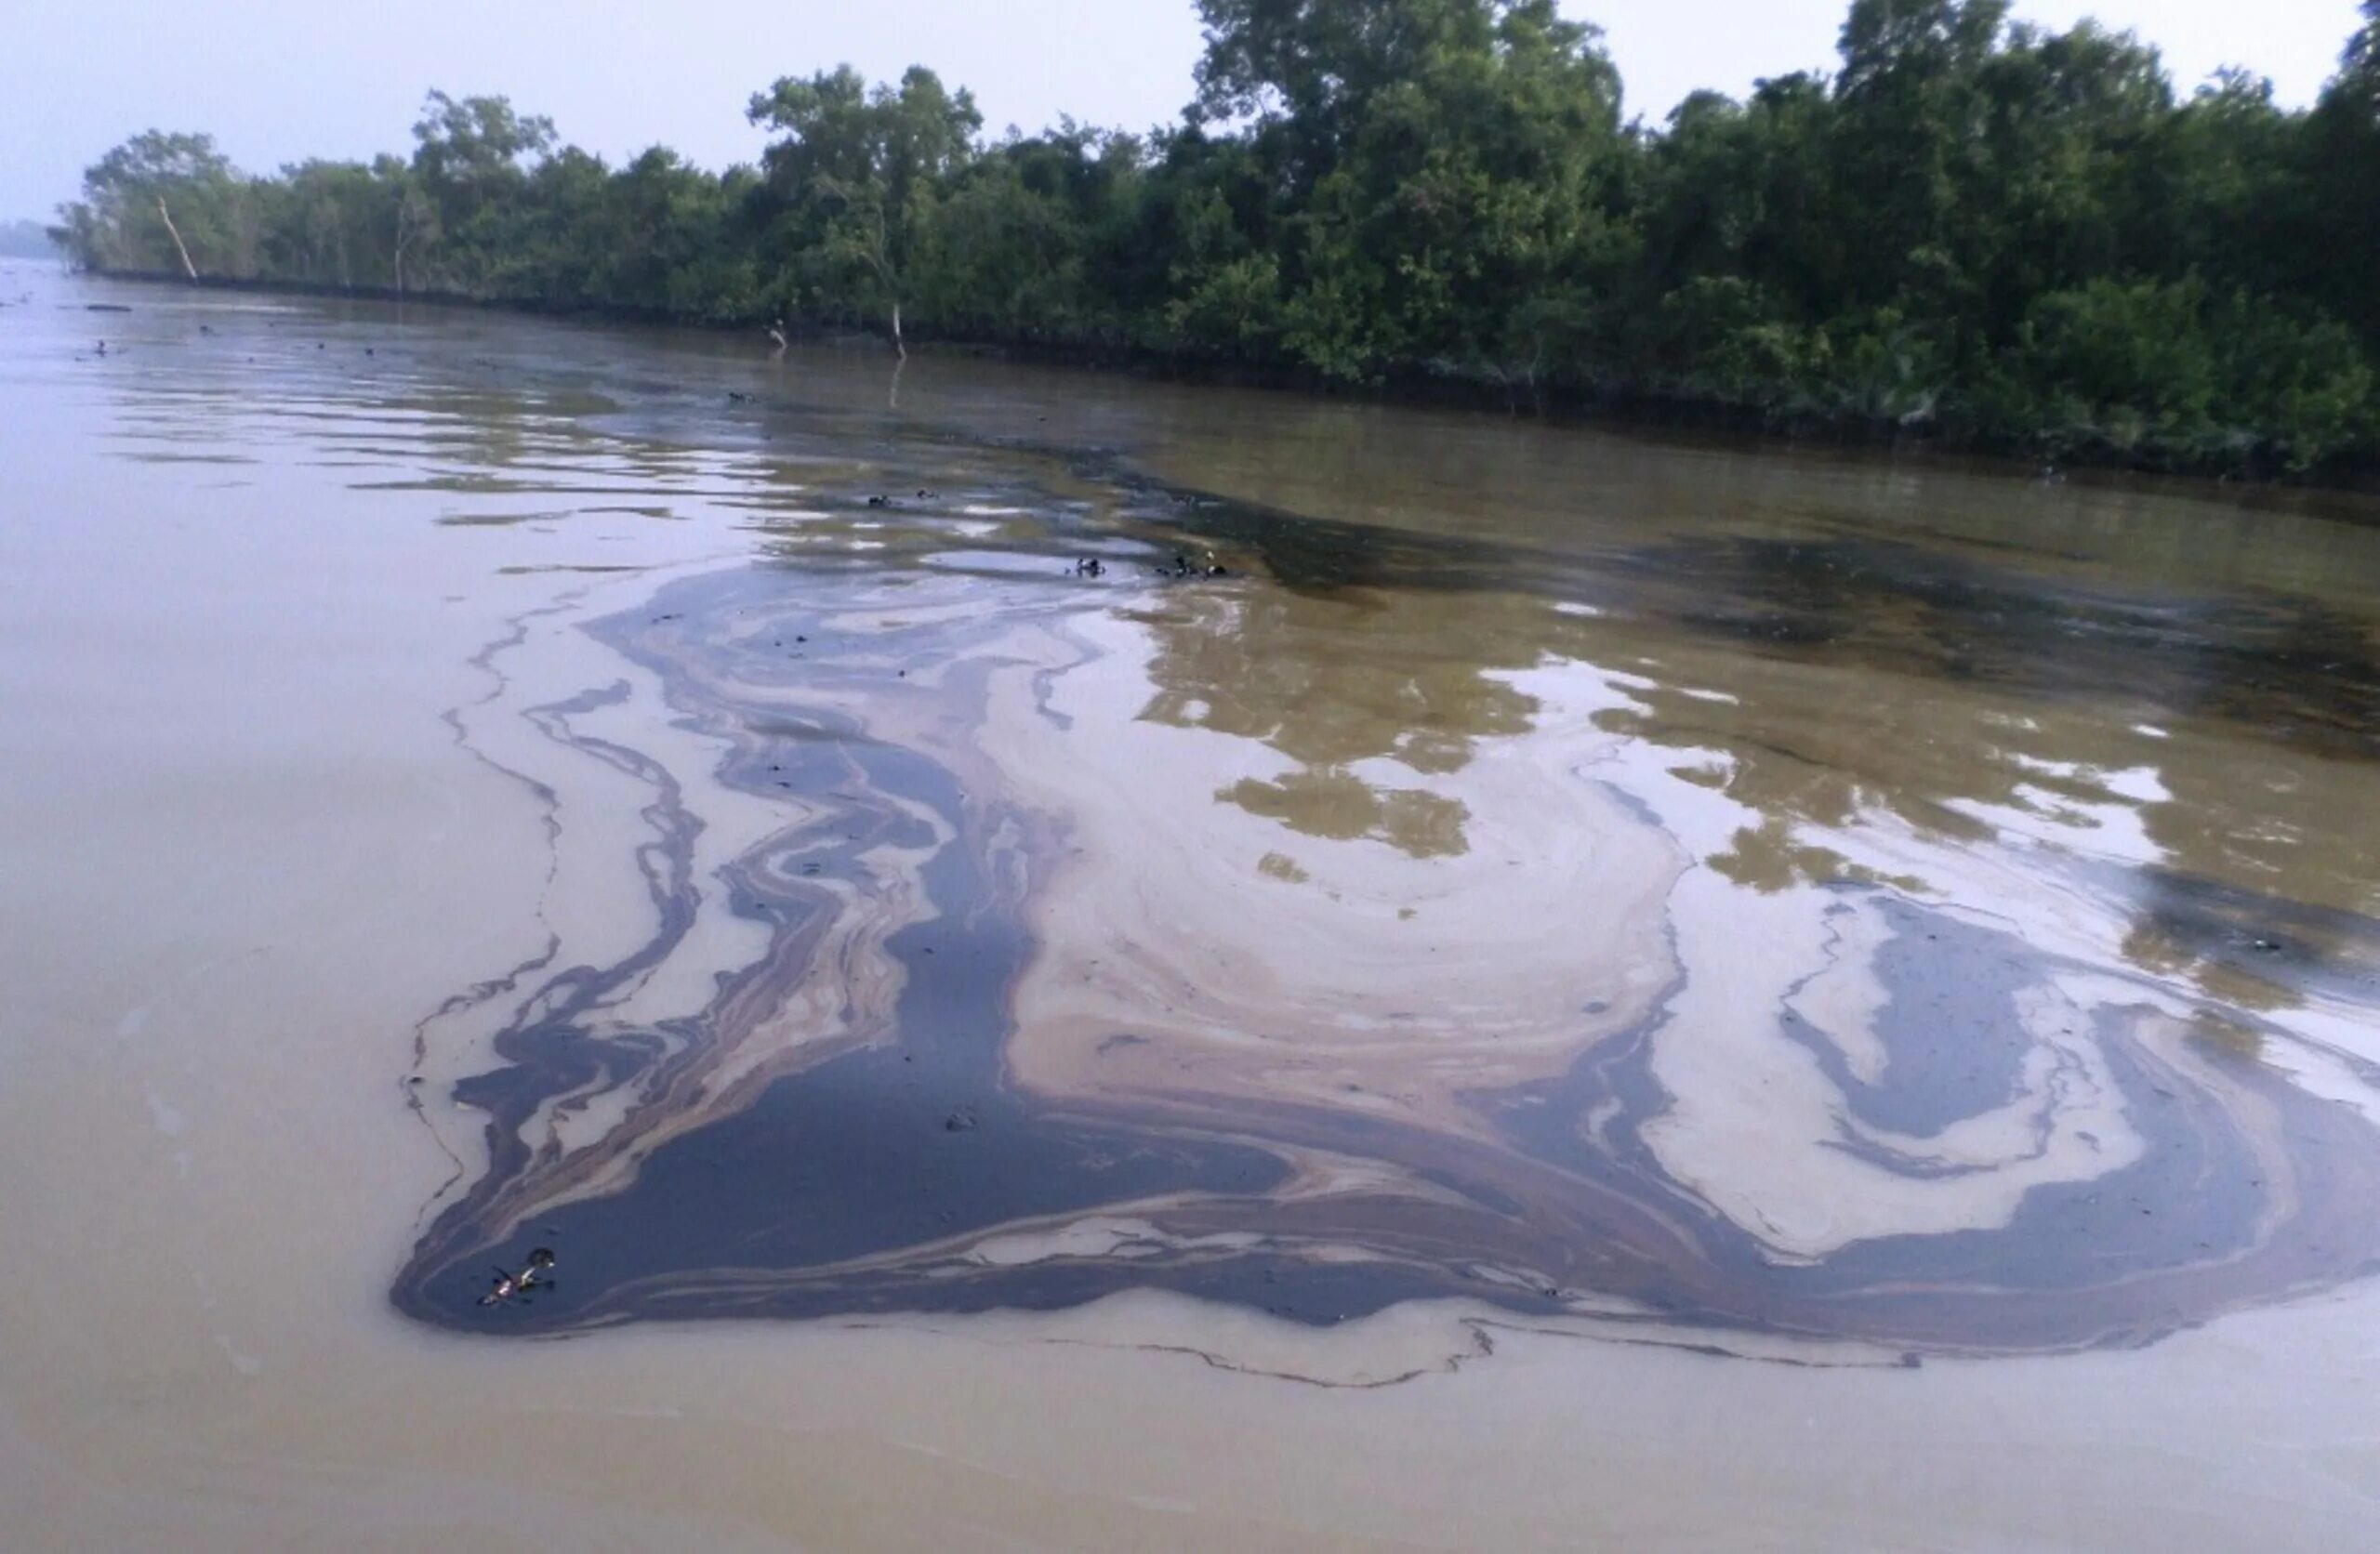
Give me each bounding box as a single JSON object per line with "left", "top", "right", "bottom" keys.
{"left": 6, "top": 257, "right": 2380, "bottom": 1549}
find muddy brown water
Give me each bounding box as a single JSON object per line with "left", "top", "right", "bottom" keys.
{"left": 7, "top": 259, "right": 2380, "bottom": 1549}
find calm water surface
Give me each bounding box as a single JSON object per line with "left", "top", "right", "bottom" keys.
{"left": 6, "top": 259, "right": 2380, "bottom": 1549}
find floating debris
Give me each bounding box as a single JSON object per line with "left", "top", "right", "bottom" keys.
{"left": 1152, "top": 550, "right": 1229, "bottom": 580}
{"left": 478, "top": 1246, "right": 558, "bottom": 1307}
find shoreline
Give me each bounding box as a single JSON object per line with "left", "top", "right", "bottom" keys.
{"left": 69, "top": 264, "right": 2380, "bottom": 507}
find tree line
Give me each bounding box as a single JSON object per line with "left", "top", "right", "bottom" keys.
{"left": 47, "top": 0, "right": 2380, "bottom": 478}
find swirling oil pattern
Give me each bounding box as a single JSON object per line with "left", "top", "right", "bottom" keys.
{"left": 390, "top": 413, "right": 2380, "bottom": 1358}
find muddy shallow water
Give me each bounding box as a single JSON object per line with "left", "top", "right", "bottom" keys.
{"left": 6, "top": 260, "right": 2380, "bottom": 1549}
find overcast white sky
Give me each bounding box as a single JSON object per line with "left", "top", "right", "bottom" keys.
{"left": 1, "top": 0, "right": 2362, "bottom": 220}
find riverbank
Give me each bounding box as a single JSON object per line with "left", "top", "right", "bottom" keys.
{"left": 70, "top": 265, "right": 2380, "bottom": 500}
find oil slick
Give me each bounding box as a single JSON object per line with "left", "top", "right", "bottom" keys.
{"left": 391, "top": 499, "right": 2380, "bottom": 1363}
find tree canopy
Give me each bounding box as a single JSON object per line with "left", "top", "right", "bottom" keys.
{"left": 47, "top": 0, "right": 2380, "bottom": 479}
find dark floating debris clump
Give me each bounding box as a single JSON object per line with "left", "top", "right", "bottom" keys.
{"left": 478, "top": 1247, "right": 558, "bottom": 1308}
{"left": 1152, "top": 550, "right": 1229, "bottom": 579}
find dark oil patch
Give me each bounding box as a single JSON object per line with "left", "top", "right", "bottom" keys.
{"left": 393, "top": 564, "right": 2380, "bottom": 1354}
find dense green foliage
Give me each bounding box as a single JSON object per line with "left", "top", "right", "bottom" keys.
{"left": 48, "top": 0, "right": 2380, "bottom": 475}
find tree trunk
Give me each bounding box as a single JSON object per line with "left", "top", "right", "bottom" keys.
{"left": 155, "top": 196, "right": 198, "bottom": 280}
{"left": 890, "top": 298, "right": 906, "bottom": 360}
{"left": 392, "top": 201, "right": 414, "bottom": 296}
